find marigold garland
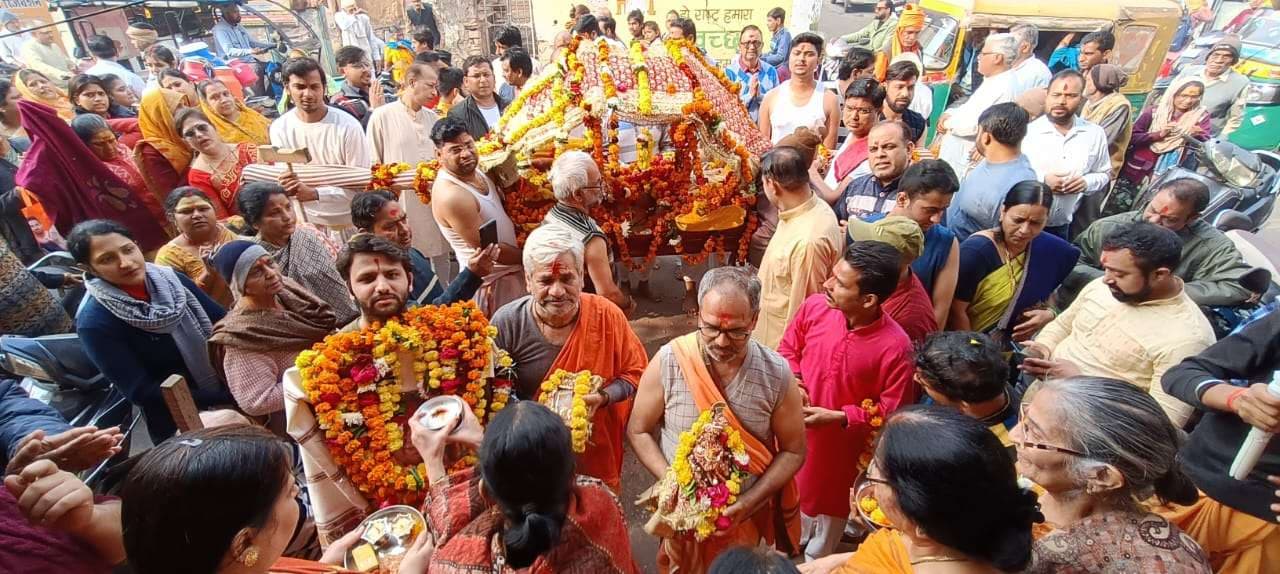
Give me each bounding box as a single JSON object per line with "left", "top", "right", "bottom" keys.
{"left": 539, "top": 369, "right": 600, "bottom": 453}
{"left": 667, "top": 406, "right": 750, "bottom": 540}
{"left": 856, "top": 399, "right": 885, "bottom": 472}
{"left": 295, "top": 301, "right": 512, "bottom": 508}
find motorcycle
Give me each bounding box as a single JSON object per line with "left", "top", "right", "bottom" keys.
{"left": 1129, "top": 137, "right": 1280, "bottom": 233}
{"left": 0, "top": 254, "right": 137, "bottom": 488}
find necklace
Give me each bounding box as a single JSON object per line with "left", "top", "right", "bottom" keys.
{"left": 910, "top": 555, "right": 971, "bottom": 566}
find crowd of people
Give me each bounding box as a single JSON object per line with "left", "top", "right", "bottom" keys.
{"left": 1, "top": 1, "right": 1279, "bottom": 573}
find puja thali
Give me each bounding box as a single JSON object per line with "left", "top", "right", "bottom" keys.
{"left": 345, "top": 505, "right": 427, "bottom": 573}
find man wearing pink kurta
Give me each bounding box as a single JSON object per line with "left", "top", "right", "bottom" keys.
{"left": 778, "top": 240, "right": 916, "bottom": 562}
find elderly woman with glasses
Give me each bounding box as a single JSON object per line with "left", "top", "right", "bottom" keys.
{"left": 1013, "top": 377, "right": 1212, "bottom": 573}
{"left": 175, "top": 107, "right": 259, "bottom": 218}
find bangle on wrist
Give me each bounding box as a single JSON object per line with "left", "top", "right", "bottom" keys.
{"left": 1226, "top": 387, "right": 1248, "bottom": 412}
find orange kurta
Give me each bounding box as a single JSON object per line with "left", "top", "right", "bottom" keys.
{"left": 543, "top": 293, "right": 648, "bottom": 492}
{"left": 657, "top": 333, "right": 801, "bottom": 573}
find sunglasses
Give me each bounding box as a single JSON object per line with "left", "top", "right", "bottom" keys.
{"left": 182, "top": 123, "right": 213, "bottom": 138}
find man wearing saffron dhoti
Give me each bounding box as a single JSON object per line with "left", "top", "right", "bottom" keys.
{"left": 491, "top": 224, "right": 648, "bottom": 492}
{"left": 629, "top": 266, "right": 806, "bottom": 572}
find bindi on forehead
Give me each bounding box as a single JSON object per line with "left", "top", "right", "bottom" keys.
{"left": 549, "top": 259, "right": 566, "bottom": 276}
{"left": 716, "top": 313, "right": 735, "bottom": 328}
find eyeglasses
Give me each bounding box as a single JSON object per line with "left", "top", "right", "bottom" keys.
{"left": 1014, "top": 403, "right": 1087, "bottom": 457}
{"left": 467, "top": 71, "right": 494, "bottom": 80}
{"left": 740, "top": 40, "right": 763, "bottom": 47}
{"left": 697, "top": 321, "right": 752, "bottom": 342}
{"left": 979, "top": 51, "right": 997, "bottom": 58}
{"left": 182, "top": 123, "right": 213, "bottom": 138}
{"left": 844, "top": 105, "right": 877, "bottom": 116}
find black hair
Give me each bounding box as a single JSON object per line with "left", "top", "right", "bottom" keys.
{"left": 844, "top": 77, "right": 884, "bottom": 107}
{"left": 841, "top": 240, "right": 900, "bottom": 302}
{"left": 336, "top": 232, "right": 412, "bottom": 280}
{"left": 236, "top": 182, "right": 289, "bottom": 231}
{"left": 879, "top": 406, "right": 1040, "bottom": 572}
{"left": 282, "top": 57, "right": 327, "bottom": 85}
{"left": 479, "top": 401, "right": 576, "bottom": 569}
{"left": 994, "top": 180, "right": 1053, "bottom": 240}
{"left": 1080, "top": 30, "right": 1115, "bottom": 52}
{"left": 575, "top": 14, "right": 601, "bottom": 36}
{"left": 838, "top": 47, "right": 875, "bottom": 81}
{"left": 158, "top": 68, "right": 191, "bottom": 85}
{"left": 0, "top": 78, "right": 12, "bottom": 103}
{"left": 708, "top": 546, "right": 801, "bottom": 574}
{"left": 1049, "top": 68, "right": 1085, "bottom": 91}
{"left": 674, "top": 17, "right": 696, "bottom": 38}
{"left": 792, "top": 31, "right": 824, "bottom": 55}
{"left": 899, "top": 159, "right": 959, "bottom": 199}
{"left": 144, "top": 44, "right": 176, "bottom": 66}
{"left": 627, "top": 9, "right": 644, "bottom": 24}
{"left": 68, "top": 74, "right": 107, "bottom": 102}
{"left": 437, "top": 49, "right": 453, "bottom": 66}
{"left": 462, "top": 54, "right": 492, "bottom": 74}
{"left": 1159, "top": 178, "right": 1211, "bottom": 214}
{"left": 68, "top": 219, "right": 133, "bottom": 266}
{"left": 915, "top": 332, "right": 1009, "bottom": 403}
{"left": 163, "top": 186, "right": 214, "bottom": 217}
{"left": 876, "top": 0, "right": 895, "bottom": 13}
{"left": 1100, "top": 221, "right": 1184, "bottom": 275}
{"left": 494, "top": 25, "right": 523, "bottom": 48}
{"left": 335, "top": 45, "right": 368, "bottom": 68}
{"left": 350, "top": 189, "right": 397, "bottom": 230}
{"left": 438, "top": 66, "right": 464, "bottom": 96}
{"left": 171, "top": 107, "right": 210, "bottom": 137}
{"left": 885, "top": 59, "right": 920, "bottom": 83}
{"left": 760, "top": 145, "right": 809, "bottom": 189}
{"left": 120, "top": 425, "right": 293, "bottom": 574}
{"left": 977, "top": 102, "right": 1029, "bottom": 147}
{"left": 415, "top": 50, "right": 442, "bottom": 65}
{"left": 412, "top": 26, "right": 436, "bottom": 49}
{"left": 98, "top": 74, "right": 126, "bottom": 97}
{"left": 767, "top": 7, "right": 785, "bottom": 21}
{"left": 502, "top": 47, "right": 533, "bottom": 77}
{"left": 600, "top": 16, "right": 617, "bottom": 35}
{"left": 86, "top": 34, "right": 118, "bottom": 59}
{"left": 431, "top": 115, "right": 472, "bottom": 146}
{"left": 643, "top": 21, "right": 661, "bottom": 35}
{"left": 197, "top": 78, "right": 229, "bottom": 101}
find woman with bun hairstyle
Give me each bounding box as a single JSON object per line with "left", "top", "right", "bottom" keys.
{"left": 1015, "top": 377, "right": 1212, "bottom": 573}
{"left": 802, "top": 405, "right": 1041, "bottom": 573}
{"left": 405, "top": 400, "right": 637, "bottom": 573}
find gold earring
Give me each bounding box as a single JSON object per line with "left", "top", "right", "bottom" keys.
{"left": 240, "top": 546, "right": 259, "bottom": 567}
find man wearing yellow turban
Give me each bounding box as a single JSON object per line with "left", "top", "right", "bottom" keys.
{"left": 875, "top": 3, "right": 925, "bottom": 80}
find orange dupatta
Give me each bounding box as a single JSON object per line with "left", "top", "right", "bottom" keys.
{"left": 543, "top": 293, "right": 648, "bottom": 492}
{"left": 669, "top": 332, "right": 801, "bottom": 555}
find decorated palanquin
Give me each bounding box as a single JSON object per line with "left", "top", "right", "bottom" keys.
{"left": 284, "top": 301, "right": 519, "bottom": 544}
{"left": 369, "top": 36, "right": 772, "bottom": 269}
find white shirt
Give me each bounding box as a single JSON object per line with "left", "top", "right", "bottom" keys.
{"left": 0, "top": 32, "right": 27, "bottom": 65}
{"left": 909, "top": 81, "right": 933, "bottom": 122}
{"left": 493, "top": 55, "right": 542, "bottom": 97}
{"left": 334, "top": 11, "right": 382, "bottom": 61}
{"left": 1021, "top": 115, "right": 1112, "bottom": 227}
{"left": 478, "top": 103, "right": 501, "bottom": 129}
{"left": 85, "top": 59, "right": 147, "bottom": 98}
{"left": 1010, "top": 57, "right": 1052, "bottom": 96}
{"left": 269, "top": 106, "right": 372, "bottom": 226}
{"left": 366, "top": 100, "right": 449, "bottom": 257}
{"left": 937, "top": 69, "right": 1018, "bottom": 176}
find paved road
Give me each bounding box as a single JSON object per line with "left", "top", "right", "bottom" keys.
{"left": 814, "top": 0, "right": 876, "bottom": 44}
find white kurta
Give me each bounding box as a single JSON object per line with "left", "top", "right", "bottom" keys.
{"left": 366, "top": 100, "right": 450, "bottom": 258}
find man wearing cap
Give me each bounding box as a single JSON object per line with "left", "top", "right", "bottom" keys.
{"left": 336, "top": 0, "right": 384, "bottom": 69}
{"left": 1171, "top": 36, "right": 1251, "bottom": 137}
{"left": 847, "top": 216, "right": 938, "bottom": 343}
{"left": 777, "top": 239, "right": 915, "bottom": 561}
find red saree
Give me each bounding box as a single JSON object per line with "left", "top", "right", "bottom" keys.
{"left": 423, "top": 467, "right": 637, "bottom": 573}
{"left": 542, "top": 293, "right": 648, "bottom": 492}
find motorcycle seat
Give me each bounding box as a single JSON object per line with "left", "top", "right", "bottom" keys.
{"left": 0, "top": 334, "right": 100, "bottom": 383}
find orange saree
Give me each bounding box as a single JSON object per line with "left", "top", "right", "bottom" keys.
{"left": 657, "top": 333, "right": 801, "bottom": 573}
{"left": 543, "top": 293, "right": 647, "bottom": 492}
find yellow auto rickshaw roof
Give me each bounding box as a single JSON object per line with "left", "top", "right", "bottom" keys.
{"left": 925, "top": 0, "right": 1182, "bottom": 30}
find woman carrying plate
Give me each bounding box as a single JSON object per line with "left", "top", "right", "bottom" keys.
{"left": 402, "top": 400, "right": 638, "bottom": 573}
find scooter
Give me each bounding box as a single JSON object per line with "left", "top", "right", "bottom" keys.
{"left": 1133, "top": 137, "right": 1280, "bottom": 233}
{"left": 1203, "top": 213, "right": 1280, "bottom": 337}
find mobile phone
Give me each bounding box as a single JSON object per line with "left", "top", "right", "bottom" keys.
{"left": 479, "top": 219, "right": 498, "bottom": 248}
{"left": 1008, "top": 340, "right": 1028, "bottom": 368}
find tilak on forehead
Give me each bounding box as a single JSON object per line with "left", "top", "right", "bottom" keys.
{"left": 549, "top": 258, "right": 566, "bottom": 275}
{"left": 386, "top": 205, "right": 403, "bottom": 219}
{"left": 717, "top": 313, "right": 735, "bottom": 328}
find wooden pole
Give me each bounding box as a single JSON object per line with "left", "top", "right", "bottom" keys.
{"left": 160, "top": 375, "right": 204, "bottom": 433}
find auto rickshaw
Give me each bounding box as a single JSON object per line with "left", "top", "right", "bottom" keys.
{"left": 914, "top": 0, "right": 1184, "bottom": 134}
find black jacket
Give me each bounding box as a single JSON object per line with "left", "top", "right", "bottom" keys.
{"left": 407, "top": 4, "right": 440, "bottom": 46}
{"left": 446, "top": 95, "right": 509, "bottom": 140}
{"left": 1163, "top": 309, "right": 1280, "bottom": 521}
